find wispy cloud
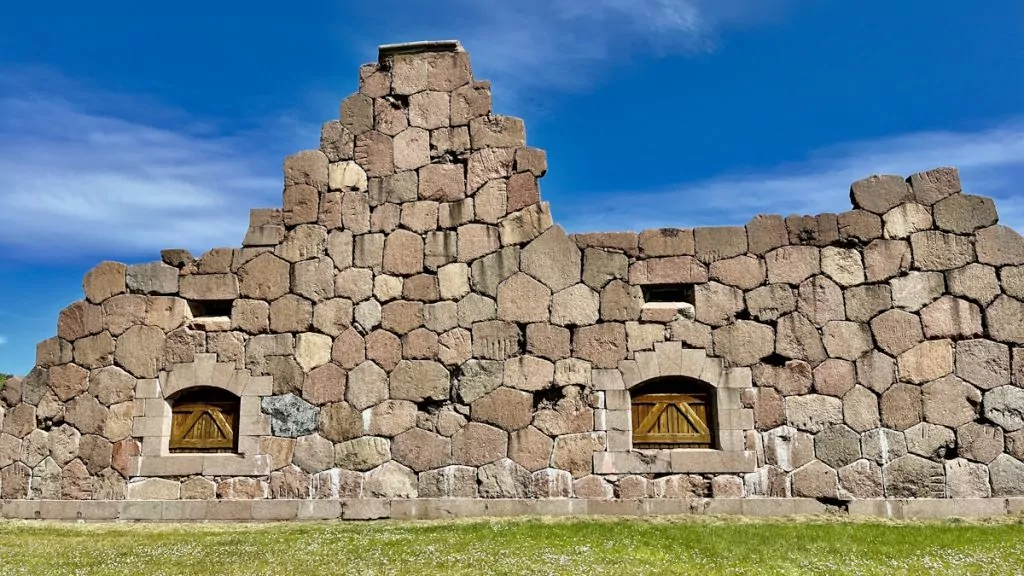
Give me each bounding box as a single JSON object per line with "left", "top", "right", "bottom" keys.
{"left": 556, "top": 118, "right": 1024, "bottom": 233}
{"left": 0, "top": 69, "right": 292, "bottom": 261}
{"left": 351, "top": 0, "right": 790, "bottom": 103}
{"left": 0, "top": 336, "right": 8, "bottom": 346}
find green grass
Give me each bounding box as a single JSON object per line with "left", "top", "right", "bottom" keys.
{"left": 2, "top": 517, "right": 1023, "bottom": 575}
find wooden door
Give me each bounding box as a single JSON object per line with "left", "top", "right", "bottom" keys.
{"left": 631, "top": 392, "right": 713, "bottom": 449}
{"left": 170, "top": 400, "right": 237, "bottom": 453}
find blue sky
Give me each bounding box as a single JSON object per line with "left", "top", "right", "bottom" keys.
{"left": 1, "top": 0, "right": 1022, "bottom": 374}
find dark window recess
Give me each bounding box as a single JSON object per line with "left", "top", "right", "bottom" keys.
{"left": 188, "top": 300, "right": 234, "bottom": 318}
{"left": 641, "top": 284, "right": 695, "bottom": 304}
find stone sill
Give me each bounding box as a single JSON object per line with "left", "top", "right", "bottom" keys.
{"left": 1, "top": 498, "right": 1020, "bottom": 522}
{"left": 594, "top": 449, "right": 756, "bottom": 474}
{"left": 129, "top": 454, "right": 271, "bottom": 477}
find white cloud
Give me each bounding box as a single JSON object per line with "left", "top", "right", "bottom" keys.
{"left": 554, "top": 118, "right": 1024, "bottom": 233}
{"left": 0, "top": 336, "right": 8, "bottom": 346}
{"left": 352, "top": 0, "right": 789, "bottom": 102}
{"left": 0, "top": 69, "right": 292, "bottom": 260}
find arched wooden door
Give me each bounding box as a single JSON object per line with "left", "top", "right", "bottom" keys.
{"left": 631, "top": 377, "right": 715, "bottom": 449}
{"left": 169, "top": 388, "right": 240, "bottom": 453}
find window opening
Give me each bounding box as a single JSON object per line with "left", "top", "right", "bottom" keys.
{"left": 641, "top": 284, "right": 695, "bottom": 304}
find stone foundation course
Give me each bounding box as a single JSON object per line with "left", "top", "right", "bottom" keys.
{"left": 3, "top": 39, "right": 1024, "bottom": 520}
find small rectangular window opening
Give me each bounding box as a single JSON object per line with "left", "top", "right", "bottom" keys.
{"left": 641, "top": 284, "right": 695, "bottom": 304}
{"left": 188, "top": 300, "right": 233, "bottom": 319}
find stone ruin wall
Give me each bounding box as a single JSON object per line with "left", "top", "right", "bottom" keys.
{"left": 1, "top": 40, "right": 1024, "bottom": 507}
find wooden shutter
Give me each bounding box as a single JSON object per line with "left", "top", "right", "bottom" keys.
{"left": 631, "top": 392, "right": 712, "bottom": 449}
{"left": 170, "top": 400, "right": 237, "bottom": 453}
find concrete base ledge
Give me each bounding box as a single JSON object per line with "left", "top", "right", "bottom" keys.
{"left": 1, "top": 498, "right": 1022, "bottom": 522}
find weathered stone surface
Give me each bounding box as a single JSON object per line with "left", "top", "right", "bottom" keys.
{"left": 496, "top": 272, "right": 550, "bottom": 323}
{"left": 898, "top": 339, "right": 954, "bottom": 384}
{"left": 262, "top": 394, "right": 319, "bottom": 438}
{"left": 791, "top": 460, "right": 838, "bottom": 499}
{"left": 334, "top": 436, "right": 391, "bottom": 472}
{"left": 599, "top": 281, "right": 643, "bottom": 322}
{"left": 745, "top": 284, "right": 797, "bottom": 322}
{"left": 850, "top": 174, "right": 912, "bottom": 214}
{"left": 983, "top": 386, "right": 1024, "bottom": 432}
{"left": 843, "top": 386, "right": 880, "bottom": 432}
{"left": 880, "top": 383, "right": 922, "bottom": 431}
{"left": 270, "top": 294, "right": 313, "bottom": 333}
{"left": 765, "top": 246, "right": 821, "bottom": 285}
{"left": 882, "top": 203, "right": 932, "bottom": 239}
{"left": 909, "top": 167, "right": 960, "bottom": 206}
{"left": 518, "top": 227, "right": 582, "bottom": 294}
{"left": 114, "top": 325, "right": 165, "bottom": 378}
{"left": 472, "top": 387, "right": 533, "bottom": 431}
{"left": 920, "top": 296, "right": 982, "bottom": 339}
{"left": 83, "top": 262, "right": 127, "bottom": 304}
{"left": 573, "top": 323, "right": 627, "bottom": 369}
{"left": 813, "top": 359, "right": 856, "bottom": 398}
{"left": 822, "top": 321, "right": 873, "bottom": 361}
{"left": 470, "top": 246, "right": 519, "bottom": 297}
{"left": 797, "top": 276, "right": 845, "bottom": 328}
{"left": 48, "top": 363, "right": 89, "bottom": 402}
{"left": 552, "top": 432, "right": 605, "bottom": 479}
{"left": 694, "top": 282, "right": 744, "bottom": 327}
{"left": 957, "top": 421, "right": 1004, "bottom": 464}
{"left": 382, "top": 229, "right": 424, "bottom": 276}
{"left": 932, "top": 193, "right": 997, "bottom": 234}
{"left": 390, "top": 360, "right": 450, "bottom": 402}
{"left": 860, "top": 428, "right": 907, "bottom": 466}
{"left": 775, "top": 313, "right": 826, "bottom": 366}
{"left": 364, "top": 460, "right": 418, "bottom": 498}
{"left": 905, "top": 422, "right": 956, "bottom": 461}
{"left": 58, "top": 301, "right": 103, "bottom": 342}
{"left": 987, "top": 296, "right": 1024, "bottom": 345}
{"left": 945, "top": 458, "right": 991, "bottom": 498}
{"left": 712, "top": 321, "right": 774, "bottom": 367}
{"left": 469, "top": 115, "right": 526, "bottom": 149}
{"left": 976, "top": 225, "right": 1024, "bottom": 266}
{"left": 922, "top": 375, "right": 981, "bottom": 428}
{"left": 990, "top": 454, "right": 1024, "bottom": 496}
{"left": 864, "top": 239, "right": 912, "bottom": 283}
{"left": 843, "top": 285, "right": 892, "bottom": 324}
{"left": 452, "top": 422, "right": 507, "bottom": 466}
{"left": 417, "top": 465, "right": 477, "bottom": 498}
{"left": 883, "top": 454, "right": 944, "bottom": 498}
{"left": 786, "top": 394, "right": 842, "bottom": 433}
{"left": 838, "top": 459, "right": 883, "bottom": 499}
{"left": 814, "top": 425, "right": 862, "bottom": 469}
{"left": 870, "top": 309, "right": 923, "bottom": 357}
{"left": 821, "top": 247, "right": 865, "bottom": 287}
{"left": 910, "top": 231, "right": 976, "bottom": 271}
{"left": 477, "top": 457, "right": 532, "bottom": 498}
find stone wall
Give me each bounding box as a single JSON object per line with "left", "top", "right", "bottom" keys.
{"left": 2, "top": 40, "right": 1023, "bottom": 507}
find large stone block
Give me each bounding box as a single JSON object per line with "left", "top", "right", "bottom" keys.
{"left": 922, "top": 375, "right": 981, "bottom": 428}
{"left": 709, "top": 255, "right": 765, "bottom": 291}
{"left": 83, "top": 261, "right": 127, "bottom": 304}
{"left": 521, "top": 226, "right": 582, "bottom": 293}
{"left": 910, "top": 231, "right": 976, "bottom": 271}
{"left": 976, "top": 225, "right": 1024, "bottom": 266}
{"left": 909, "top": 167, "right": 960, "bottom": 206}
{"left": 496, "top": 272, "right": 551, "bottom": 323}
{"left": 472, "top": 387, "right": 534, "bottom": 431}
{"left": 850, "top": 174, "right": 912, "bottom": 214}
{"left": 882, "top": 454, "right": 944, "bottom": 498}
{"left": 746, "top": 215, "right": 788, "bottom": 255}
{"left": 712, "top": 321, "right": 774, "bottom": 367}
{"left": 694, "top": 226, "right": 747, "bottom": 263}
{"left": 822, "top": 321, "right": 872, "bottom": 361}
{"left": 864, "top": 239, "right": 912, "bottom": 282}
{"left": 880, "top": 383, "right": 923, "bottom": 431}
{"left": 573, "top": 323, "right": 627, "bottom": 369}
{"left": 897, "top": 340, "right": 953, "bottom": 384}
{"left": 126, "top": 262, "right": 179, "bottom": 295}
{"left": 390, "top": 360, "right": 450, "bottom": 402}
{"left": 983, "top": 386, "right": 1024, "bottom": 432}
{"left": 451, "top": 422, "right": 507, "bottom": 466}
{"left": 957, "top": 421, "right": 1004, "bottom": 464}
{"left": 987, "top": 296, "right": 1024, "bottom": 345}
{"left": 870, "top": 309, "right": 923, "bottom": 357}
{"left": 765, "top": 246, "right": 820, "bottom": 285}
{"left": 745, "top": 284, "right": 797, "bottom": 322}
{"left": 920, "top": 295, "right": 982, "bottom": 339}
{"left": 775, "top": 313, "right": 826, "bottom": 366}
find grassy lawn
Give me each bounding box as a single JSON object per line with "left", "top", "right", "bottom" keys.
{"left": 1, "top": 516, "right": 1023, "bottom": 575}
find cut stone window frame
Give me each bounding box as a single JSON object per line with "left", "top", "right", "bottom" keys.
{"left": 592, "top": 343, "right": 756, "bottom": 475}
{"left": 640, "top": 284, "right": 696, "bottom": 318}
{"left": 128, "top": 353, "right": 273, "bottom": 477}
